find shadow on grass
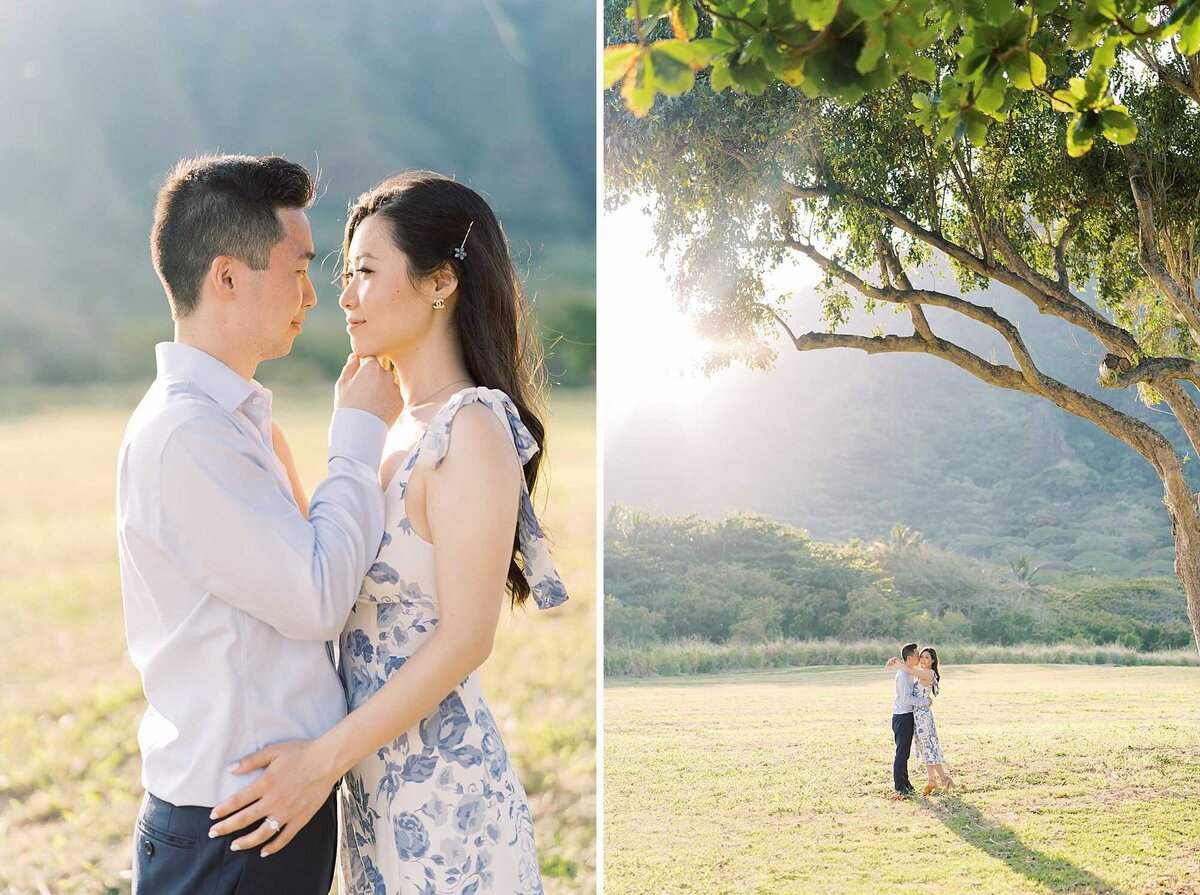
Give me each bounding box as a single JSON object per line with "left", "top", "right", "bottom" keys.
{"left": 925, "top": 797, "right": 1128, "bottom": 895}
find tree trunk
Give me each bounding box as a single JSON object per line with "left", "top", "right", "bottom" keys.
{"left": 1162, "top": 463, "right": 1200, "bottom": 651}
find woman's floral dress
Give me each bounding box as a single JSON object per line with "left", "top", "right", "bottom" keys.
{"left": 911, "top": 679, "right": 945, "bottom": 766}
{"left": 338, "top": 387, "right": 568, "bottom": 895}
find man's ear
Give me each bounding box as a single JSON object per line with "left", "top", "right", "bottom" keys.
{"left": 209, "top": 255, "right": 238, "bottom": 300}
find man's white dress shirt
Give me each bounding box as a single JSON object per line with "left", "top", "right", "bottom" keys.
{"left": 117, "top": 342, "right": 386, "bottom": 807}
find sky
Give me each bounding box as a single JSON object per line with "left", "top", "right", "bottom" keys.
{"left": 599, "top": 199, "right": 823, "bottom": 440}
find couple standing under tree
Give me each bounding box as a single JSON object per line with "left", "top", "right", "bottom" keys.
{"left": 117, "top": 154, "right": 566, "bottom": 894}
{"left": 887, "top": 643, "right": 954, "bottom": 800}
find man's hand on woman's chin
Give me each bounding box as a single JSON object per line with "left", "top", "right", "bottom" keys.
{"left": 206, "top": 738, "right": 341, "bottom": 857}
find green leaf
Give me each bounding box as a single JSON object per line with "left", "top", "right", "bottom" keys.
{"left": 1006, "top": 51, "right": 1045, "bottom": 90}
{"left": 1050, "top": 88, "right": 1079, "bottom": 112}
{"left": 729, "top": 58, "right": 774, "bottom": 94}
{"left": 960, "top": 47, "right": 991, "bottom": 81}
{"left": 1066, "top": 112, "right": 1098, "bottom": 157}
{"left": 1169, "top": 0, "right": 1200, "bottom": 54}
{"left": 1028, "top": 52, "right": 1047, "bottom": 86}
{"left": 975, "top": 83, "right": 1007, "bottom": 114}
{"left": 845, "top": 0, "right": 887, "bottom": 22}
{"left": 649, "top": 49, "right": 696, "bottom": 95}
{"left": 779, "top": 53, "right": 806, "bottom": 87}
{"left": 909, "top": 56, "right": 937, "bottom": 83}
{"left": 798, "top": 0, "right": 839, "bottom": 31}
{"left": 1006, "top": 52, "right": 1033, "bottom": 89}
{"left": 857, "top": 20, "right": 887, "bottom": 74}
{"left": 604, "top": 44, "right": 642, "bottom": 90}
{"left": 670, "top": 0, "right": 699, "bottom": 39}
{"left": 710, "top": 58, "right": 734, "bottom": 92}
{"left": 964, "top": 110, "right": 990, "bottom": 145}
{"left": 1082, "top": 68, "right": 1109, "bottom": 104}
{"left": 984, "top": 0, "right": 1014, "bottom": 26}
{"left": 1099, "top": 106, "right": 1138, "bottom": 144}
{"left": 628, "top": 0, "right": 673, "bottom": 19}
{"left": 621, "top": 54, "right": 658, "bottom": 118}
{"left": 655, "top": 38, "right": 720, "bottom": 68}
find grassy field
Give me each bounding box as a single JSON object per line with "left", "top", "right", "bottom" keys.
{"left": 605, "top": 664, "right": 1200, "bottom": 895}
{"left": 0, "top": 386, "right": 595, "bottom": 895}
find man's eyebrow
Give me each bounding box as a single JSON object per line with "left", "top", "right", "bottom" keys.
{"left": 298, "top": 250, "right": 316, "bottom": 261}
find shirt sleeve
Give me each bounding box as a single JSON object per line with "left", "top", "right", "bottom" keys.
{"left": 158, "top": 410, "right": 386, "bottom": 640}
{"left": 895, "top": 673, "right": 930, "bottom": 708}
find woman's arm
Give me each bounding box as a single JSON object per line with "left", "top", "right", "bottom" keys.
{"left": 272, "top": 422, "right": 309, "bottom": 517}
{"left": 883, "top": 657, "right": 935, "bottom": 685}
{"left": 209, "top": 405, "right": 521, "bottom": 855}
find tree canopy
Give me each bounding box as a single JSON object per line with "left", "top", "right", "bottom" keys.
{"left": 603, "top": 0, "right": 1200, "bottom": 647}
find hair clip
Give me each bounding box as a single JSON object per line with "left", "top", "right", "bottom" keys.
{"left": 453, "top": 221, "right": 474, "bottom": 260}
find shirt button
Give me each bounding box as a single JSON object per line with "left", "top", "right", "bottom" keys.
{"left": 144, "top": 839, "right": 154, "bottom": 857}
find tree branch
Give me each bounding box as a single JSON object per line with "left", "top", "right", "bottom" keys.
{"left": 878, "top": 239, "right": 933, "bottom": 339}
{"left": 789, "top": 330, "right": 1175, "bottom": 474}
{"left": 1158, "top": 381, "right": 1200, "bottom": 463}
{"left": 1122, "top": 143, "right": 1200, "bottom": 339}
{"left": 780, "top": 180, "right": 1142, "bottom": 357}
{"left": 1053, "top": 210, "right": 1084, "bottom": 290}
{"left": 1131, "top": 42, "right": 1200, "bottom": 104}
{"left": 1099, "top": 354, "right": 1200, "bottom": 391}
{"left": 787, "top": 237, "right": 1042, "bottom": 385}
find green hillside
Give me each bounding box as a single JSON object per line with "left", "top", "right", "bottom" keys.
{"left": 0, "top": 0, "right": 595, "bottom": 386}
{"left": 606, "top": 280, "right": 1193, "bottom": 575}
{"left": 604, "top": 505, "right": 1194, "bottom": 652}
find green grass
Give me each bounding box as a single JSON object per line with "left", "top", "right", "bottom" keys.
{"left": 0, "top": 387, "right": 595, "bottom": 894}
{"left": 604, "top": 664, "right": 1200, "bottom": 895}
{"left": 605, "top": 638, "right": 1200, "bottom": 677}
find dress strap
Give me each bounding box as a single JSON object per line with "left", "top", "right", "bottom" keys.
{"left": 414, "top": 387, "right": 568, "bottom": 611}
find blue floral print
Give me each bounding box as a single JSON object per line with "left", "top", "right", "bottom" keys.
{"left": 338, "top": 387, "right": 562, "bottom": 894}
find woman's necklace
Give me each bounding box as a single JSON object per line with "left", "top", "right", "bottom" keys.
{"left": 402, "top": 378, "right": 473, "bottom": 417}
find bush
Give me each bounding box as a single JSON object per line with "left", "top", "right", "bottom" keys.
{"left": 604, "top": 596, "right": 663, "bottom": 647}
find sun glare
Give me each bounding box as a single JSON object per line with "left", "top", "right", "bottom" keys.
{"left": 600, "top": 203, "right": 722, "bottom": 435}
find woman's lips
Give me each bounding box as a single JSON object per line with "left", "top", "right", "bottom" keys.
{"left": 347, "top": 320, "right": 364, "bottom": 332}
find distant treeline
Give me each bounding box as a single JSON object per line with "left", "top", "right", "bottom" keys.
{"left": 604, "top": 639, "right": 1200, "bottom": 677}
{"left": 604, "top": 505, "right": 1194, "bottom": 652}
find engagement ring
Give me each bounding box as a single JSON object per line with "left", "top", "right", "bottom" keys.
{"left": 265, "top": 816, "right": 281, "bottom": 833}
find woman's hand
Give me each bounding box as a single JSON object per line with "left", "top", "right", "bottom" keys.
{"left": 885, "top": 656, "right": 901, "bottom": 669}
{"left": 207, "top": 739, "right": 339, "bottom": 856}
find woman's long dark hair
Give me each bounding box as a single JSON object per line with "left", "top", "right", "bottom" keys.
{"left": 921, "top": 647, "right": 941, "bottom": 697}
{"left": 343, "top": 171, "right": 547, "bottom": 606}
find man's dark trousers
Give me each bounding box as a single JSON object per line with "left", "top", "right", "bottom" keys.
{"left": 891, "top": 712, "right": 915, "bottom": 793}
{"left": 132, "top": 789, "right": 336, "bottom": 894}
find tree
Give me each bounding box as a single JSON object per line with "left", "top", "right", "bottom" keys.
{"left": 603, "top": 0, "right": 1200, "bottom": 649}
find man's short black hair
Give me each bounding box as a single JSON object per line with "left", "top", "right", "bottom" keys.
{"left": 151, "top": 154, "right": 314, "bottom": 319}
{"left": 901, "top": 642, "right": 920, "bottom": 660}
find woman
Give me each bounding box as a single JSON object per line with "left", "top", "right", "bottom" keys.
{"left": 885, "top": 647, "right": 954, "bottom": 796}
{"left": 208, "top": 171, "right": 567, "bottom": 893}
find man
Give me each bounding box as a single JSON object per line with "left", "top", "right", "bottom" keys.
{"left": 116, "top": 154, "right": 402, "bottom": 893}
{"left": 890, "top": 641, "right": 931, "bottom": 799}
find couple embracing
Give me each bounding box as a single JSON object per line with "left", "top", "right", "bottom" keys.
{"left": 886, "top": 643, "right": 954, "bottom": 800}
{"left": 117, "top": 154, "right": 566, "bottom": 894}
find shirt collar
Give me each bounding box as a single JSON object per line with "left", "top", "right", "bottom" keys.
{"left": 154, "top": 342, "right": 266, "bottom": 414}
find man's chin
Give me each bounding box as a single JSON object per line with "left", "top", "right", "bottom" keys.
{"left": 266, "top": 332, "right": 300, "bottom": 361}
